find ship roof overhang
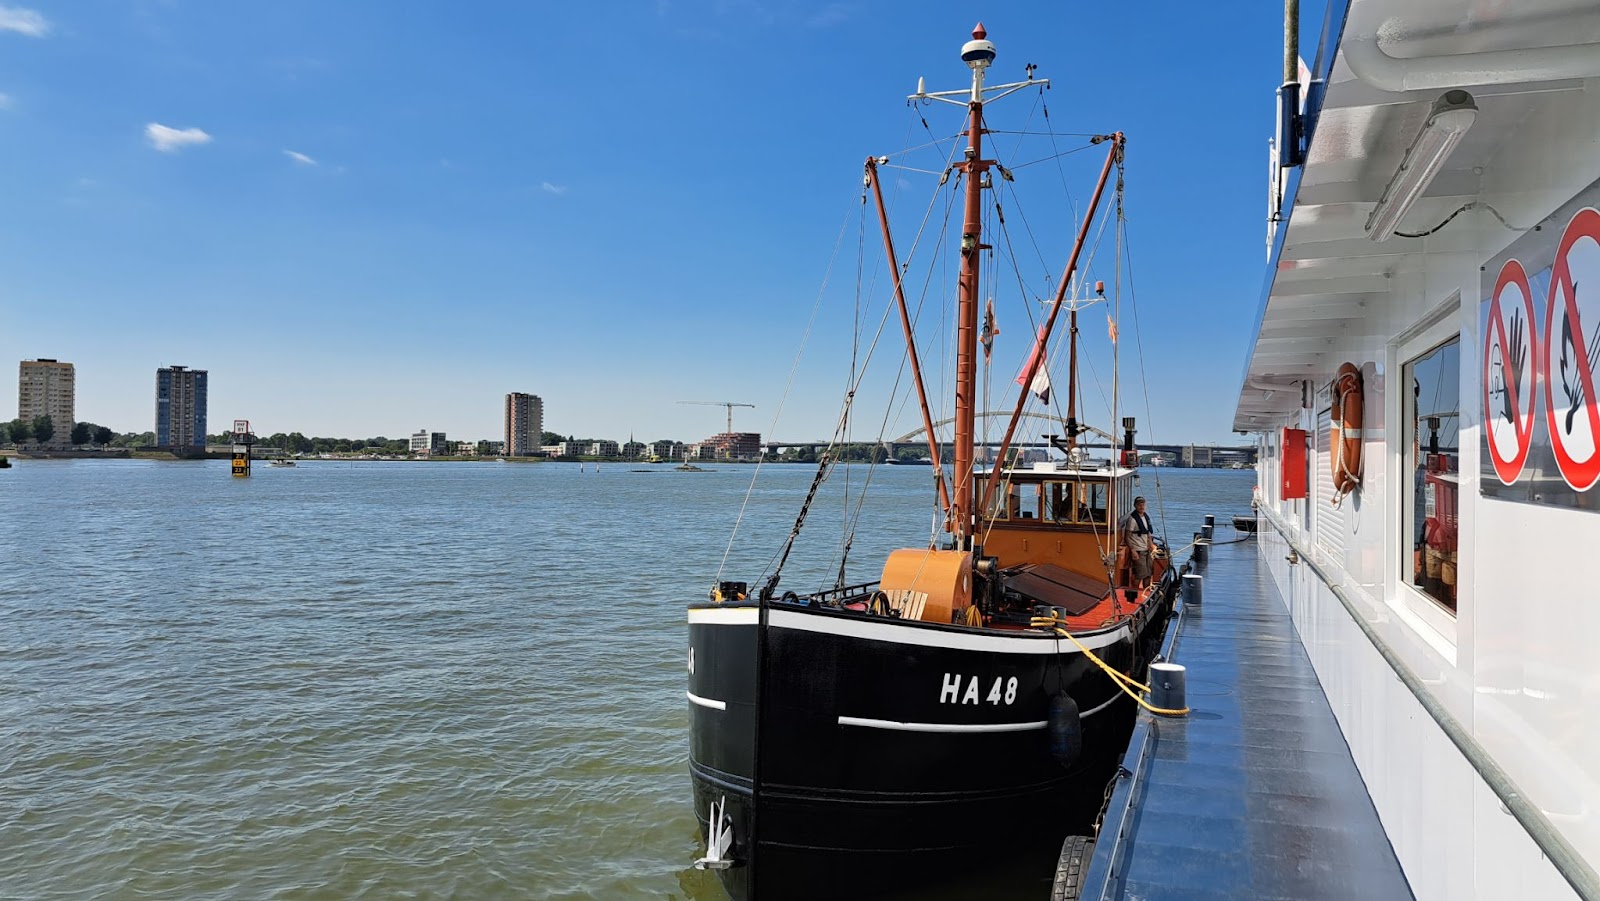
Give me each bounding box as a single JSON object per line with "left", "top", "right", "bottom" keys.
{"left": 1233, "top": 0, "right": 1600, "bottom": 432}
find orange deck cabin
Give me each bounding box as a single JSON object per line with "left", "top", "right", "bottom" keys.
{"left": 975, "top": 460, "right": 1167, "bottom": 590}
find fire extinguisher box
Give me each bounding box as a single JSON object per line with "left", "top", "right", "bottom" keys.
{"left": 1282, "top": 428, "right": 1308, "bottom": 500}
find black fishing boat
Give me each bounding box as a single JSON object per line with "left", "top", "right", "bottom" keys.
{"left": 688, "top": 25, "right": 1180, "bottom": 900}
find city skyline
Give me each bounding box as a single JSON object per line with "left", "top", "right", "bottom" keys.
{"left": 0, "top": 3, "right": 1292, "bottom": 445}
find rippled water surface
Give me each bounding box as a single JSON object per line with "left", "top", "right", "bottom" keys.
{"left": 0, "top": 459, "right": 1253, "bottom": 899}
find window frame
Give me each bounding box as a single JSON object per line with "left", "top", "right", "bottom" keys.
{"left": 1387, "top": 296, "right": 1462, "bottom": 650}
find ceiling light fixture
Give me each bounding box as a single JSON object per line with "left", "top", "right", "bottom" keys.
{"left": 1365, "top": 90, "right": 1477, "bottom": 242}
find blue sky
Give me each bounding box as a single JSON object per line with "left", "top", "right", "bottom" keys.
{"left": 1, "top": 2, "right": 1319, "bottom": 445}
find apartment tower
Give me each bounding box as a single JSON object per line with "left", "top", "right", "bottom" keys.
{"left": 155, "top": 365, "right": 208, "bottom": 448}
{"left": 17, "top": 359, "right": 75, "bottom": 438}
{"left": 504, "top": 392, "right": 544, "bottom": 457}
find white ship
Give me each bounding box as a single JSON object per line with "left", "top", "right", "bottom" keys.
{"left": 1237, "top": 0, "right": 1600, "bottom": 898}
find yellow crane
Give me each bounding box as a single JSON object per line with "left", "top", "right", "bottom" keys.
{"left": 678, "top": 400, "right": 755, "bottom": 435}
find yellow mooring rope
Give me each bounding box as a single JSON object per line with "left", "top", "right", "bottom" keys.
{"left": 1031, "top": 616, "right": 1190, "bottom": 717}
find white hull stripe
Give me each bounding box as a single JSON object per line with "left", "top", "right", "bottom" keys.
{"left": 838, "top": 692, "right": 1124, "bottom": 732}
{"left": 687, "top": 607, "right": 760, "bottom": 625}
{"left": 687, "top": 691, "right": 727, "bottom": 711}
{"left": 838, "top": 716, "right": 1046, "bottom": 733}
{"left": 767, "top": 607, "right": 1129, "bottom": 653}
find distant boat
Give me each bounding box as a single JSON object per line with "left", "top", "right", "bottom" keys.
{"left": 677, "top": 462, "right": 706, "bottom": 472}
{"left": 271, "top": 436, "right": 296, "bottom": 466}
{"left": 885, "top": 456, "right": 933, "bottom": 466}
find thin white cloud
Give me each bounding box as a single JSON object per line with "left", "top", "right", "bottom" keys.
{"left": 145, "top": 123, "right": 212, "bottom": 152}
{"left": 540, "top": 181, "right": 567, "bottom": 195}
{"left": 283, "top": 149, "right": 317, "bottom": 166}
{"left": 0, "top": 6, "right": 49, "bottom": 37}
{"left": 805, "top": 3, "right": 852, "bottom": 28}
{"left": 0, "top": 92, "right": 11, "bottom": 110}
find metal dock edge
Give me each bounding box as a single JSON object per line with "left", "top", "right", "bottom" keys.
{"left": 1079, "top": 538, "right": 1413, "bottom": 901}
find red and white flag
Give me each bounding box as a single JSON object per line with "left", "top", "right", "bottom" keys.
{"left": 1015, "top": 326, "right": 1052, "bottom": 404}
{"left": 981, "top": 298, "right": 999, "bottom": 363}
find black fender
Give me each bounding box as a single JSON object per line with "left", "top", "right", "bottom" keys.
{"left": 1046, "top": 691, "right": 1083, "bottom": 769}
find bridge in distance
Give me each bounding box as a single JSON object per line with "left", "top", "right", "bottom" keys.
{"left": 767, "top": 411, "right": 1257, "bottom": 467}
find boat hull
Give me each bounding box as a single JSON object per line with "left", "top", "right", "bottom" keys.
{"left": 687, "top": 590, "right": 1172, "bottom": 900}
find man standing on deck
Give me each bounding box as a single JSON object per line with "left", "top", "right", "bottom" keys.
{"left": 1120, "top": 496, "right": 1155, "bottom": 590}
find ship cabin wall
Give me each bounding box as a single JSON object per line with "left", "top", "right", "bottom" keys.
{"left": 977, "top": 473, "right": 1132, "bottom": 572}
{"left": 1248, "top": 46, "right": 1600, "bottom": 900}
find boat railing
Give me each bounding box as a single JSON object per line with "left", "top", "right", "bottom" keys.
{"left": 1256, "top": 509, "right": 1600, "bottom": 901}
{"left": 772, "top": 580, "right": 881, "bottom": 608}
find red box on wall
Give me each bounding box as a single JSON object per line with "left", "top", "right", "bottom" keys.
{"left": 1281, "top": 428, "right": 1308, "bottom": 500}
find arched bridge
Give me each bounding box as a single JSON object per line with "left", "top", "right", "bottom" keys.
{"left": 893, "top": 411, "right": 1079, "bottom": 445}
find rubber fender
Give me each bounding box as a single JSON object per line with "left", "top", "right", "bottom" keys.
{"left": 1046, "top": 692, "right": 1082, "bottom": 768}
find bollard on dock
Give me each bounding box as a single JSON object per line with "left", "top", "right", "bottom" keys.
{"left": 1148, "top": 662, "right": 1187, "bottom": 713}
{"left": 1182, "top": 572, "right": 1203, "bottom": 606}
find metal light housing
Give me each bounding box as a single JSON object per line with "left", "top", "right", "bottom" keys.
{"left": 1365, "top": 90, "right": 1477, "bottom": 241}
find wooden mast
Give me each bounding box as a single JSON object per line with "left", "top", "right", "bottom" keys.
{"left": 953, "top": 22, "right": 995, "bottom": 548}
{"left": 865, "top": 157, "right": 951, "bottom": 515}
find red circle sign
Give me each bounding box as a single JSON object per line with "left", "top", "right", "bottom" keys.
{"left": 1484, "top": 259, "right": 1538, "bottom": 485}
{"left": 1541, "top": 207, "right": 1600, "bottom": 492}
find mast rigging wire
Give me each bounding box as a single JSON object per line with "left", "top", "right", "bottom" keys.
{"left": 756, "top": 124, "right": 965, "bottom": 592}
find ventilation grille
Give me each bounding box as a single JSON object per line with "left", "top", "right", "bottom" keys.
{"left": 1314, "top": 400, "right": 1346, "bottom": 562}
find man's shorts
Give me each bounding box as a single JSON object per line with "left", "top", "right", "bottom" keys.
{"left": 1132, "top": 550, "right": 1153, "bottom": 581}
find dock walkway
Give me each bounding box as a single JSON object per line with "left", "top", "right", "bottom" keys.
{"left": 1082, "top": 538, "right": 1413, "bottom": 900}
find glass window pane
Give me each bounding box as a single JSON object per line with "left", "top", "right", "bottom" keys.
{"left": 1013, "top": 483, "right": 1041, "bottom": 520}
{"left": 1048, "top": 483, "right": 1075, "bottom": 522}
{"left": 1080, "top": 483, "right": 1108, "bottom": 525}
{"left": 1402, "top": 337, "right": 1461, "bottom": 613}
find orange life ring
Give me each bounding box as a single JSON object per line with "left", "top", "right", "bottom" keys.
{"left": 1330, "top": 363, "right": 1363, "bottom": 500}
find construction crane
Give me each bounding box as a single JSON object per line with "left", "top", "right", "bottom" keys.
{"left": 678, "top": 400, "right": 755, "bottom": 435}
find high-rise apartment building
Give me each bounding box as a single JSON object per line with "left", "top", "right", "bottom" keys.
{"left": 155, "top": 365, "right": 208, "bottom": 448}
{"left": 504, "top": 392, "right": 544, "bottom": 457}
{"left": 18, "top": 359, "right": 75, "bottom": 437}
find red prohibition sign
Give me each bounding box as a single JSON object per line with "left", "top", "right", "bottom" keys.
{"left": 1484, "top": 259, "right": 1537, "bottom": 484}
{"left": 1542, "top": 207, "right": 1600, "bottom": 492}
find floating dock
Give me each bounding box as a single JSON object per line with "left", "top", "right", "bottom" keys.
{"left": 1081, "top": 537, "right": 1413, "bottom": 900}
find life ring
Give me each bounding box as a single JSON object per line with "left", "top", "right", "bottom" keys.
{"left": 1330, "top": 363, "right": 1363, "bottom": 502}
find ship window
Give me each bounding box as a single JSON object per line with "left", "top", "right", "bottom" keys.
{"left": 1011, "top": 483, "right": 1041, "bottom": 519}
{"left": 1048, "top": 483, "right": 1076, "bottom": 522}
{"left": 1401, "top": 336, "right": 1460, "bottom": 614}
{"left": 1080, "top": 482, "right": 1108, "bottom": 525}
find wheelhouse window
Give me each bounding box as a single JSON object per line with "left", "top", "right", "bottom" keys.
{"left": 1045, "top": 481, "right": 1098, "bottom": 524}
{"left": 1402, "top": 337, "right": 1460, "bottom": 613}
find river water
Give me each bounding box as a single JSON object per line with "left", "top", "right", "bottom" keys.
{"left": 0, "top": 459, "right": 1253, "bottom": 899}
